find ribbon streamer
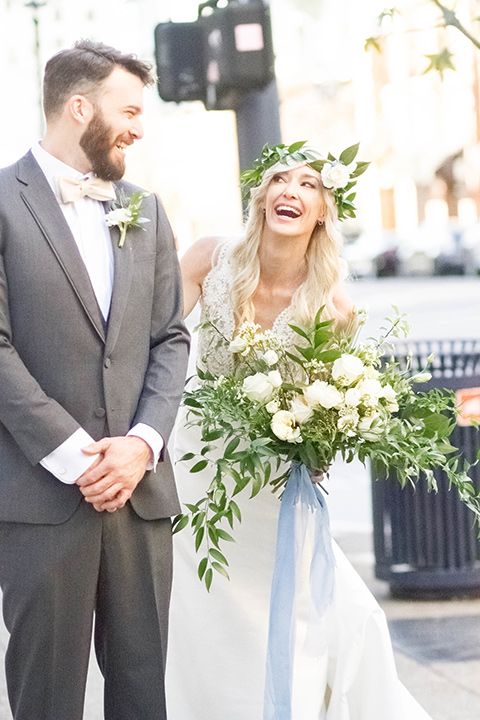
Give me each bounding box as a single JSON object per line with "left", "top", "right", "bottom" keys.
{"left": 263, "top": 462, "right": 336, "bottom": 720}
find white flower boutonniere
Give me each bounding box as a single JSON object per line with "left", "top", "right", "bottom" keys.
{"left": 105, "top": 191, "right": 150, "bottom": 247}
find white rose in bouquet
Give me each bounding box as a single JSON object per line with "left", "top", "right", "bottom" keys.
{"left": 337, "top": 408, "right": 360, "bottom": 436}
{"left": 263, "top": 350, "right": 279, "bottom": 366}
{"left": 271, "top": 411, "right": 301, "bottom": 443}
{"left": 267, "top": 370, "right": 283, "bottom": 388}
{"left": 344, "top": 387, "right": 362, "bottom": 407}
{"left": 289, "top": 395, "right": 314, "bottom": 424}
{"left": 242, "top": 373, "right": 276, "bottom": 403}
{"left": 266, "top": 400, "right": 280, "bottom": 414}
{"left": 357, "top": 414, "right": 383, "bottom": 442}
{"left": 356, "top": 378, "right": 385, "bottom": 405}
{"left": 364, "top": 365, "right": 380, "bottom": 379}
{"left": 332, "top": 354, "right": 364, "bottom": 385}
{"left": 320, "top": 161, "right": 352, "bottom": 190}
{"left": 382, "top": 383, "right": 399, "bottom": 412}
{"left": 303, "top": 380, "right": 343, "bottom": 409}
{"left": 229, "top": 336, "right": 248, "bottom": 354}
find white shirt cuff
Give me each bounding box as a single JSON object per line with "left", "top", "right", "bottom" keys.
{"left": 40, "top": 428, "right": 100, "bottom": 484}
{"left": 127, "top": 423, "right": 164, "bottom": 471}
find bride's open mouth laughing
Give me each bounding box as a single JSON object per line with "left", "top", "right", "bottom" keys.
{"left": 274, "top": 204, "right": 302, "bottom": 219}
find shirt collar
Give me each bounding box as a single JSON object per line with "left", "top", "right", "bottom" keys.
{"left": 31, "top": 142, "right": 94, "bottom": 200}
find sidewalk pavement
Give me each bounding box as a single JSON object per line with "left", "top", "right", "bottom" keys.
{"left": 328, "top": 457, "right": 480, "bottom": 720}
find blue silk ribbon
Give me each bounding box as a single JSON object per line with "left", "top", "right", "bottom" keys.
{"left": 263, "top": 462, "right": 336, "bottom": 720}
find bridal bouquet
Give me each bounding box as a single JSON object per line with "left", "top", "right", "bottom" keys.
{"left": 174, "top": 308, "right": 480, "bottom": 589}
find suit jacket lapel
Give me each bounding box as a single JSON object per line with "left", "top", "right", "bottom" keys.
{"left": 17, "top": 152, "right": 106, "bottom": 343}
{"left": 105, "top": 187, "right": 134, "bottom": 356}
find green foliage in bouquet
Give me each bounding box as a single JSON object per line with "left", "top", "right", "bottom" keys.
{"left": 173, "top": 308, "right": 480, "bottom": 590}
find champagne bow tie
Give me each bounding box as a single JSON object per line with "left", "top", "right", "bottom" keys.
{"left": 57, "top": 175, "right": 116, "bottom": 204}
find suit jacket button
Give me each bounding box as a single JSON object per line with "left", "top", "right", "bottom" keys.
{"left": 104, "top": 358, "right": 111, "bottom": 368}
{"left": 95, "top": 408, "right": 106, "bottom": 418}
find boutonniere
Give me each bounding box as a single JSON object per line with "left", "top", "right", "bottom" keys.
{"left": 105, "top": 191, "right": 150, "bottom": 248}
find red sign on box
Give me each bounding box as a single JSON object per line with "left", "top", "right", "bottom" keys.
{"left": 456, "top": 387, "right": 480, "bottom": 426}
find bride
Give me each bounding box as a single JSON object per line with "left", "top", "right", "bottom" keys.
{"left": 166, "top": 143, "right": 431, "bottom": 719}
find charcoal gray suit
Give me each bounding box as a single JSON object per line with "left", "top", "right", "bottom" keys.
{"left": 0, "top": 150, "right": 190, "bottom": 719}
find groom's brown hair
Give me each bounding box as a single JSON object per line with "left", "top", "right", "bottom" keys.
{"left": 43, "top": 39, "right": 154, "bottom": 119}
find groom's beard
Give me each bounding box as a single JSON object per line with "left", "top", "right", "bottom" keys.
{"left": 80, "top": 110, "right": 126, "bottom": 181}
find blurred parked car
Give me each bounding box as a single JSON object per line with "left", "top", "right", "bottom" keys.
{"left": 399, "top": 220, "right": 469, "bottom": 276}
{"left": 342, "top": 231, "right": 400, "bottom": 278}
{"left": 462, "top": 222, "right": 480, "bottom": 276}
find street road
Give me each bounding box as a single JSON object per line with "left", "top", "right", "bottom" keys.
{"left": 0, "top": 276, "right": 478, "bottom": 719}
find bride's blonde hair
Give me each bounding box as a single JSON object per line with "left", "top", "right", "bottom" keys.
{"left": 230, "top": 161, "right": 351, "bottom": 330}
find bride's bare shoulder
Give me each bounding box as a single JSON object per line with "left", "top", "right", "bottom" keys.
{"left": 332, "top": 282, "right": 355, "bottom": 317}
{"left": 180, "top": 236, "right": 222, "bottom": 281}
{"left": 180, "top": 236, "right": 239, "bottom": 281}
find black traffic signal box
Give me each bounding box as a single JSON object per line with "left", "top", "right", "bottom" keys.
{"left": 154, "top": 1, "right": 275, "bottom": 110}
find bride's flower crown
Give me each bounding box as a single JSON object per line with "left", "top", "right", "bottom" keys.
{"left": 240, "top": 140, "right": 370, "bottom": 221}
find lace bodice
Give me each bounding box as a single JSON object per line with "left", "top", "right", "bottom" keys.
{"left": 197, "top": 239, "right": 297, "bottom": 375}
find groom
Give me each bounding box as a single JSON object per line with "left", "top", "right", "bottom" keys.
{"left": 0, "top": 40, "right": 189, "bottom": 719}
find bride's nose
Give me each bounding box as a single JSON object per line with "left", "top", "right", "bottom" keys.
{"left": 283, "top": 182, "right": 299, "bottom": 199}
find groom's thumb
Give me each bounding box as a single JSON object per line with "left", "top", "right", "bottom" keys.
{"left": 82, "top": 438, "right": 109, "bottom": 455}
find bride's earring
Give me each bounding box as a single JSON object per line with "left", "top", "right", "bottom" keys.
{"left": 317, "top": 219, "right": 324, "bottom": 226}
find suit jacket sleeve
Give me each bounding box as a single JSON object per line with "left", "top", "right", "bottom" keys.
{"left": 0, "top": 244, "right": 82, "bottom": 465}
{"left": 129, "top": 193, "right": 190, "bottom": 450}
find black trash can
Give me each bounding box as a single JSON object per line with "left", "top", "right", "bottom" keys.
{"left": 371, "top": 339, "right": 480, "bottom": 597}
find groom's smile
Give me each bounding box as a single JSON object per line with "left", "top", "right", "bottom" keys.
{"left": 80, "top": 67, "right": 144, "bottom": 181}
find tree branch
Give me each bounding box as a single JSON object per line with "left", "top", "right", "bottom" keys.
{"left": 430, "top": 0, "right": 480, "bottom": 51}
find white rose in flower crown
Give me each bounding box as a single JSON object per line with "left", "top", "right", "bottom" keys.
{"left": 304, "top": 380, "right": 343, "bottom": 409}
{"left": 271, "top": 411, "right": 301, "bottom": 443}
{"left": 321, "top": 161, "right": 351, "bottom": 190}
{"left": 263, "top": 349, "right": 279, "bottom": 366}
{"left": 290, "top": 395, "right": 314, "bottom": 424}
{"left": 242, "top": 373, "right": 276, "bottom": 403}
{"left": 229, "top": 336, "right": 248, "bottom": 354}
{"left": 332, "top": 354, "right": 364, "bottom": 385}
{"left": 105, "top": 207, "right": 133, "bottom": 226}
{"left": 382, "top": 383, "right": 399, "bottom": 412}
{"left": 267, "top": 370, "right": 283, "bottom": 388}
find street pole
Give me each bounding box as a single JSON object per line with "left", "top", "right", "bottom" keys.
{"left": 233, "top": 0, "right": 281, "bottom": 173}
{"left": 25, "top": 1, "right": 46, "bottom": 136}
{"left": 235, "top": 77, "right": 282, "bottom": 172}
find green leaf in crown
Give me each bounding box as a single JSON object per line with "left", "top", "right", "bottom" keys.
{"left": 239, "top": 140, "right": 370, "bottom": 221}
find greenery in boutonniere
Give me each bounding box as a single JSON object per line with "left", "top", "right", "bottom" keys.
{"left": 105, "top": 190, "right": 150, "bottom": 247}
{"left": 173, "top": 307, "right": 480, "bottom": 590}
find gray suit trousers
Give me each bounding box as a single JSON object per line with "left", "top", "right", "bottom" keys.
{"left": 0, "top": 501, "right": 172, "bottom": 720}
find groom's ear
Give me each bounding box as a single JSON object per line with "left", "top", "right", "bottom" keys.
{"left": 66, "top": 94, "right": 95, "bottom": 127}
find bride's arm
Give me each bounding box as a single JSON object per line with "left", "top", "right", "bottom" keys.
{"left": 180, "top": 236, "right": 221, "bottom": 318}
{"left": 332, "top": 283, "right": 358, "bottom": 334}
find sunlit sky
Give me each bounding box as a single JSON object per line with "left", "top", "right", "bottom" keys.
{"left": 165, "top": 0, "right": 240, "bottom": 23}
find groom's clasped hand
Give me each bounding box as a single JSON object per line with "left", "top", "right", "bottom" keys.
{"left": 77, "top": 435, "right": 152, "bottom": 512}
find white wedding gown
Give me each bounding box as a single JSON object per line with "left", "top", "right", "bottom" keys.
{"left": 166, "top": 240, "right": 431, "bottom": 720}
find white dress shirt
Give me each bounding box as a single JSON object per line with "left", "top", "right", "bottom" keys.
{"left": 32, "top": 143, "right": 163, "bottom": 484}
